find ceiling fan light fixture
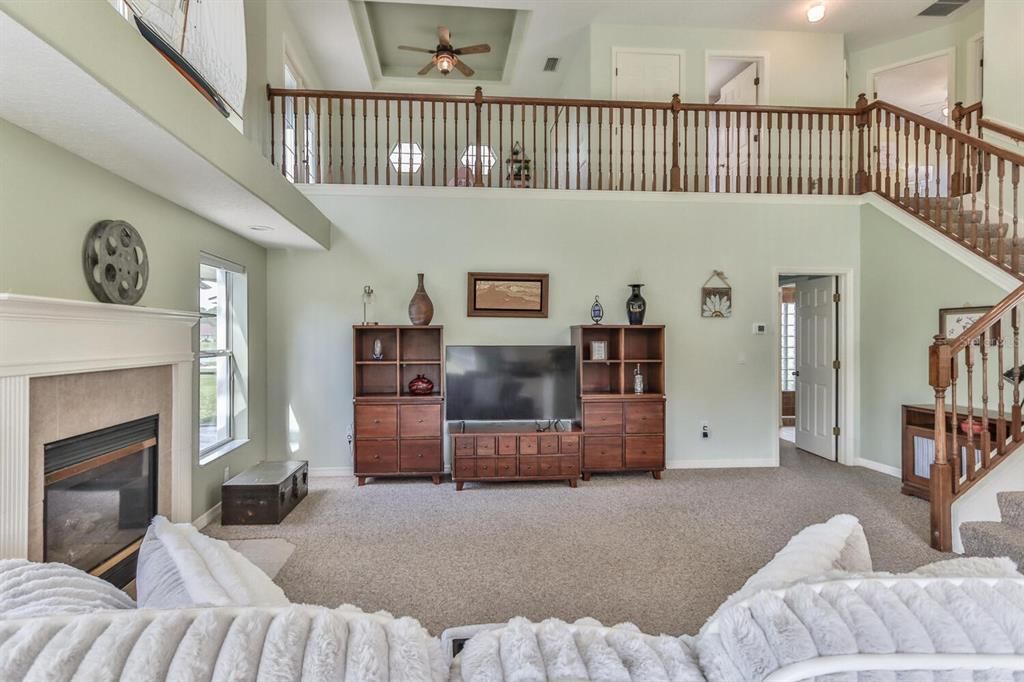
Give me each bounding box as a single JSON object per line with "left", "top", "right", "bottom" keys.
{"left": 807, "top": 1, "right": 825, "bottom": 23}
{"left": 436, "top": 53, "right": 456, "bottom": 75}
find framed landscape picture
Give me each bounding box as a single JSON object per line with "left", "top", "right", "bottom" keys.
{"left": 467, "top": 272, "right": 549, "bottom": 318}
{"left": 939, "top": 305, "right": 992, "bottom": 342}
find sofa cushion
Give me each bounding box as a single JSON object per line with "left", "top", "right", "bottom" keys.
{"left": 0, "top": 559, "right": 135, "bottom": 620}
{"left": 136, "top": 516, "right": 288, "bottom": 609}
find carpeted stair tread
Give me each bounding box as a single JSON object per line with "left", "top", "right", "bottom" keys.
{"left": 999, "top": 491, "right": 1024, "bottom": 529}
{"left": 961, "top": 521, "right": 1024, "bottom": 565}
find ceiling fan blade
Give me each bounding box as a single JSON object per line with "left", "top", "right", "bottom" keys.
{"left": 398, "top": 45, "right": 436, "bottom": 54}
{"left": 438, "top": 25, "right": 452, "bottom": 47}
{"left": 453, "top": 59, "right": 474, "bottom": 77}
{"left": 454, "top": 44, "right": 490, "bottom": 55}
{"left": 418, "top": 61, "right": 435, "bottom": 76}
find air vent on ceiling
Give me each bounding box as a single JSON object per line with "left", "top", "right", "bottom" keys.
{"left": 918, "top": 0, "right": 969, "bottom": 17}
{"left": 543, "top": 57, "right": 559, "bottom": 72}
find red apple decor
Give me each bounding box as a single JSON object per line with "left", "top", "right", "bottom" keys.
{"left": 408, "top": 374, "right": 434, "bottom": 395}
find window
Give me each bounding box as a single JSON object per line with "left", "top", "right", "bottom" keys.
{"left": 780, "top": 290, "right": 796, "bottom": 391}
{"left": 199, "top": 254, "right": 248, "bottom": 458}
{"left": 460, "top": 145, "right": 497, "bottom": 175}
{"left": 390, "top": 142, "right": 423, "bottom": 174}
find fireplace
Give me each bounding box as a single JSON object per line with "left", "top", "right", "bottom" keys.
{"left": 44, "top": 415, "right": 158, "bottom": 587}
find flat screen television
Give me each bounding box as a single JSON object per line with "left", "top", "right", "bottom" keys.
{"left": 446, "top": 345, "right": 577, "bottom": 422}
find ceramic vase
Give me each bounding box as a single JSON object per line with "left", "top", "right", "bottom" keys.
{"left": 408, "top": 374, "right": 434, "bottom": 395}
{"left": 626, "top": 283, "right": 646, "bottom": 325}
{"left": 408, "top": 273, "right": 434, "bottom": 326}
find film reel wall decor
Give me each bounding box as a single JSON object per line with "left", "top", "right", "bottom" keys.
{"left": 82, "top": 220, "right": 150, "bottom": 305}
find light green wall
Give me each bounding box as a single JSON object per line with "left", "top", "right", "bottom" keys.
{"left": 983, "top": 0, "right": 1024, "bottom": 131}
{"left": 845, "top": 5, "right": 984, "bottom": 107}
{"left": 858, "top": 202, "right": 1007, "bottom": 470}
{"left": 587, "top": 24, "right": 847, "bottom": 105}
{"left": 0, "top": 119, "right": 269, "bottom": 518}
{"left": 267, "top": 191, "right": 861, "bottom": 470}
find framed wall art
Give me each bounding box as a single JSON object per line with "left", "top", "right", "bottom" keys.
{"left": 701, "top": 270, "right": 732, "bottom": 318}
{"left": 939, "top": 305, "right": 993, "bottom": 342}
{"left": 467, "top": 272, "right": 549, "bottom": 318}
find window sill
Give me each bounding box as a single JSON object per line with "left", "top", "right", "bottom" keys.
{"left": 199, "top": 438, "right": 250, "bottom": 466}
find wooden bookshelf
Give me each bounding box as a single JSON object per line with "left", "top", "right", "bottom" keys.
{"left": 571, "top": 325, "right": 666, "bottom": 480}
{"left": 353, "top": 325, "right": 444, "bottom": 485}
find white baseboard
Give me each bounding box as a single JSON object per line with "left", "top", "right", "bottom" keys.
{"left": 667, "top": 457, "right": 777, "bottom": 469}
{"left": 192, "top": 502, "right": 221, "bottom": 530}
{"left": 854, "top": 457, "right": 901, "bottom": 478}
{"left": 309, "top": 466, "right": 354, "bottom": 477}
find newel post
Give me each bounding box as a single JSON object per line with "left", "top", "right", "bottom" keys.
{"left": 928, "top": 334, "right": 954, "bottom": 551}
{"left": 951, "top": 101, "right": 965, "bottom": 130}
{"left": 473, "top": 86, "right": 484, "bottom": 187}
{"left": 670, "top": 94, "right": 682, "bottom": 192}
{"left": 854, "top": 93, "right": 870, "bottom": 194}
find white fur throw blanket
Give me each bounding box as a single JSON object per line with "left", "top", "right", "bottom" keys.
{"left": 0, "top": 560, "right": 135, "bottom": 621}
{"left": 0, "top": 604, "right": 446, "bottom": 681}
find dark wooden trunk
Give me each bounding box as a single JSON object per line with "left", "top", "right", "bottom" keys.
{"left": 221, "top": 460, "right": 308, "bottom": 525}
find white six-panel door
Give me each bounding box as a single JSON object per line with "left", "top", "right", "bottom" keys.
{"left": 794, "top": 276, "right": 837, "bottom": 460}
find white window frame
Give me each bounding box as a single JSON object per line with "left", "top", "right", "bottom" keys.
{"left": 198, "top": 253, "right": 249, "bottom": 464}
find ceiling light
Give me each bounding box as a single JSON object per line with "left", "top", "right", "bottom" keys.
{"left": 435, "top": 53, "right": 455, "bottom": 75}
{"left": 942, "top": 106, "right": 949, "bottom": 117}
{"left": 807, "top": 2, "right": 825, "bottom": 23}
{"left": 248, "top": 225, "right": 274, "bottom": 232}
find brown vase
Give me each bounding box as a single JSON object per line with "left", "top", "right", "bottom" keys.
{"left": 408, "top": 273, "right": 434, "bottom": 325}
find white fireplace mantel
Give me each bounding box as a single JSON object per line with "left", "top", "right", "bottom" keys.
{"left": 0, "top": 293, "right": 199, "bottom": 559}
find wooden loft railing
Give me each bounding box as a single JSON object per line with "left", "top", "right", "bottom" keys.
{"left": 267, "top": 85, "right": 1024, "bottom": 551}
{"left": 952, "top": 101, "right": 1024, "bottom": 145}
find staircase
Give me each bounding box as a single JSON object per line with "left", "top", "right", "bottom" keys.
{"left": 961, "top": 492, "right": 1024, "bottom": 564}
{"left": 901, "top": 196, "right": 1018, "bottom": 274}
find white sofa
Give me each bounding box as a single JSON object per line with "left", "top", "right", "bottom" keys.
{"left": 2, "top": 514, "right": 1023, "bottom": 681}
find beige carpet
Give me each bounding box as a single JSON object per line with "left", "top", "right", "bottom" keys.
{"left": 204, "top": 442, "right": 949, "bottom": 636}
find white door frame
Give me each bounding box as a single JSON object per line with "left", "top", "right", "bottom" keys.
{"left": 610, "top": 47, "right": 686, "bottom": 100}
{"left": 966, "top": 31, "right": 984, "bottom": 103}
{"left": 704, "top": 50, "right": 770, "bottom": 105}
{"left": 866, "top": 48, "right": 956, "bottom": 118}
{"left": 772, "top": 267, "right": 857, "bottom": 468}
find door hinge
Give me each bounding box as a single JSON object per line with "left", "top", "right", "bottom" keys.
{"left": 833, "top": 426, "right": 841, "bottom": 437}
{"left": 832, "top": 292, "right": 841, "bottom": 303}
{"left": 832, "top": 359, "right": 841, "bottom": 370}
{"left": 615, "top": 67, "right": 619, "bottom": 76}
{"left": 754, "top": 76, "right": 760, "bottom": 86}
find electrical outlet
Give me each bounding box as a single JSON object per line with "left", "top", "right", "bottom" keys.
{"left": 752, "top": 322, "right": 767, "bottom": 335}
{"left": 701, "top": 422, "right": 711, "bottom": 439}
{"left": 223, "top": 466, "right": 231, "bottom": 482}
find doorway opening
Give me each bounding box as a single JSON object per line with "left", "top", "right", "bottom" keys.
{"left": 706, "top": 55, "right": 765, "bottom": 191}
{"left": 870, "top": 51, "right": 952, "bottom": 125}
{"left": 778, "top": 274, "right": 840, "bottom": 462}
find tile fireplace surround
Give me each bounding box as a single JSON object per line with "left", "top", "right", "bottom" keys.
{"left": 0, "top": 294, "right": 198, "bottom": 560}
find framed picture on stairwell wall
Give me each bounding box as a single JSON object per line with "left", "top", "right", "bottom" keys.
{"left": 939, "top": 305, "right": 993, "bottom": 344}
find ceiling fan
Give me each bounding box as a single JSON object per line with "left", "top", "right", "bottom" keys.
{"left": 398, "top": 26, "right": 491, "bottom": 77}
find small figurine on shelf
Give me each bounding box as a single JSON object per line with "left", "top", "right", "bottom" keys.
{"left": 505, "top": 141, "right": 532, "bottom": 188}
{"left": 590, "top": 295, "right": 604, "bottom": 324}
{"left": 633, "top": 364, "right": 645, "bottom": 394}
{"left": 371, "top": 338, "right": 385, "bottom": 361}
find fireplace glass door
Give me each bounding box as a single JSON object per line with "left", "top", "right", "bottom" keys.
{"left": 44, "top": 415, "right": 158, "bottom": 585}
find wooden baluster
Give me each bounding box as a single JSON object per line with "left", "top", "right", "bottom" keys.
{"left": 419, "top": 101, "right": 424, "bottom": 186}
{"left": 951, "top": 359, "right": 960, "bottom": 491}
{"left": 796, "top": 112, "right": 803, "bottom": 194}
{"left": 280, "top": 96, "right": 288, "bottom": 178}
{"left": 723, "top": 110, "right": 731, "bottom": 193}
{"left": 351, "top": 98, "right": 356, "bottom": 185}
{"left": 969, "top": 147, "right": 979, "bottom": 248}
{"left": 982, "top": 330, "right": 991, "bottom": 469}
{"left": 385, "top": 100, "right": 391, "bottom": 186}
{"left": 597, "top": 107, "right": 603, "bottom": 190}
{"left": 543, "top": 106, "right": 549, "bottom": 189}
{"left": 497, "top": 102, "right": 504, "bottom": 189}
{"left": 314, "top": 97, "right": 321, "bottom": 183}
{"left": 681, "top": 108, "right": 689, "bottom": 192}
{"left": 663, "top": 108, "right": 669, "bottom": 191}
{"left": 746, "top": 112, "right": 753, "bottom": 193}
{"left": 766, "top": 112, "right": 774, "bottom": 193}
{"left": 629, "top": 108, "right": 636, "bottom": 191}
{"left": 532, "top": 105, "right": 539, "bottom": 188}
{"left": 361, "top": 99, "right": 367, "bottom": 184}
{"left": 521, "top": 104, "right": 527, "bottom": 188}
{"left": 588, "top": 107, "right": 594, "bottom": 190}
{"left": 269, "top": 92, "right": 276, "bottom": 169}
{"left": 924, "top": 128, "right": 934, "bottom": 220}
{"left": 442, "top": 102, "right": 448, "bottom": 186}
{"left": 837, "top": 114, "right": 846, "bottom": 195}
{"left": 1013, "top": 164, "right": 1021, "bottom": 273}
{"left": 370, "top": 100, "right": 378, "bottom": 185}
{"left": 946, "top": 134, "right": 957, "bottom": 235}
{"left": 576, "top": 105, "right": 582, "bottom": 190}
{"left": 303, "top": 97, "right": 310, "bottom": 182}
{"left": 998, "top": 320, "right": 1006, "bottom": 456}
{"left": 827, "top": 113, "right": 834, "bottom": 194}
{"left": 396, "top": 101, "right": 402, "bottom": 187}
{"left": 785, "top": 112, "right": 793, "bottom": 194}
{"left": 934, "top": 132, "right": 941, "bottom": 218}
{"left": 849, "top": 111, "right": 857, "bottom": 195}
{"left": 466, "top": 98, "right": 473, "bottom": 185}
{"left": 1015, "top": 307, "right": 1023, "bottom": 440}
{"left": 816, "top": 113, "right": 823, "bottom": 194}
{"left": 756, "top": 111, "right": 763, "bottom": 193}
{"left": 293, "top": 97, "right": 301, "bottom": 182}
{"left": 966, "top": 344, "right": 976, "bottom": 481}
{"left": 619, "top": 107, "right": 625, "bottom": 191}
{"left": 486, "top": 102, "right": 492, "bottom": 188}
{"left": 984, "top": 152, "right": 992, "bottom": 258}
{"left": 326, "top": 98, "right": 333, "bottom": 183}
{"left": 429, "top": 101, "right": 436, "bottom": 186}
{"left": 704, "top": 111, "right": 711, "bottom": 192}
{"left": 902, "top": 118, "right": 911, "bottom": 204}
{"left": 454, "top": 102, "right": 460, "bottom": 185}
{"left": 409, "top": 97, "right": 415, "bottom": 186}
{"left": 640, "top": 108, "right": 647, "bottom": 191}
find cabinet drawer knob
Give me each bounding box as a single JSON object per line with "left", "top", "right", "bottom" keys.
{"left": 373, "top": 455, "right": 380, "bottom": 460}
{"left": 417, "top": 453, "right": 423, "bottom": 458}
{"left": 373, "top": 419, "right": 381, "bottom": 424}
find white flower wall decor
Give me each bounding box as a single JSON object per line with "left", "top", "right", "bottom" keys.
{"left": 701, "top": 270, "right": 733, "bottom": 318}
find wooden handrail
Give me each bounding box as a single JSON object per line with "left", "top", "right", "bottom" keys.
{"left": 871, "top": 100, "right": 1024, "bottom": 166}
{"left": 980, "top": 118, "right": 1024, "bottom": 144}
{"left": 950, "top": 283, "right": 1024, "bottom": 354}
